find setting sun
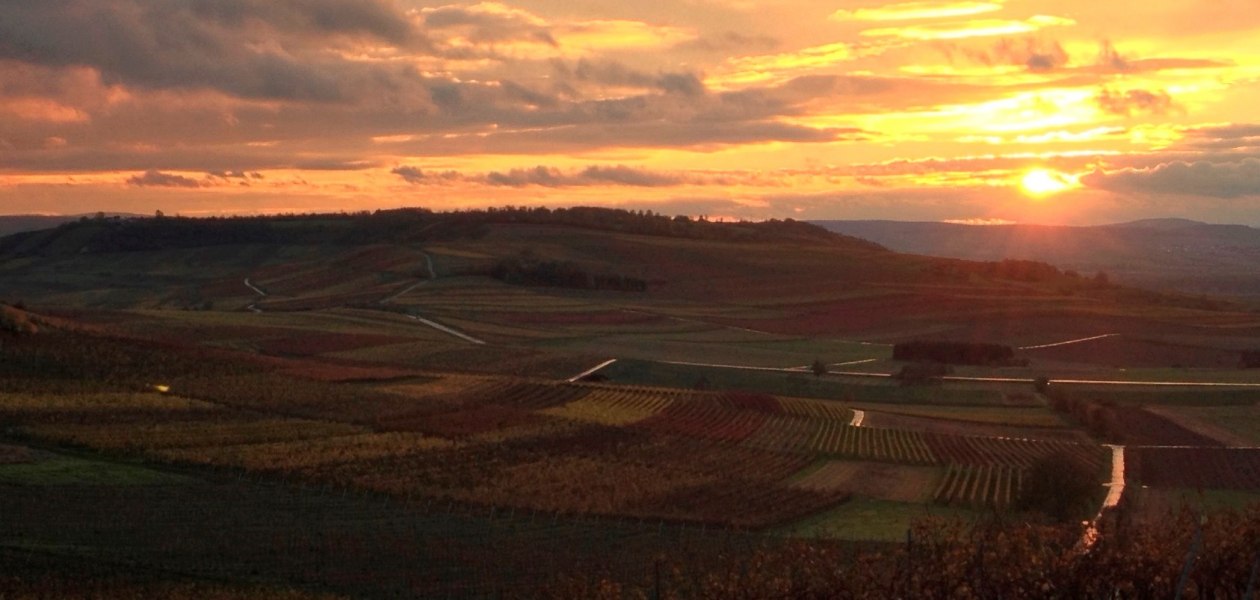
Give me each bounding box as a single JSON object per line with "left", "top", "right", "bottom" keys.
{"left": 1020, "top": 169, "right": 1075, "bottom": 197}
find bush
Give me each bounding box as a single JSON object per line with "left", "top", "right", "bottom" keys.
{"left": 1017, "top": 451, "right": 1100, "bottom": 522}
{"left": 894, "top": 362, "right": 952, "bottom": 386}
{"left": 0, "top": 305, "right": 38, "bottom": 335}
{"left": 892, "top": 340, "right": 1016, "bottom": 366}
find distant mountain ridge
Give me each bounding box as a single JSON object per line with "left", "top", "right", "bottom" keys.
{"left": 0, "top": 214, "right": 143, "bottom": 238}
{"left": 814, "top": 219, "right": 1260, "bottom": 300}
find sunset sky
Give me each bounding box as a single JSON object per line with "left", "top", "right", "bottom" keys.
{"left": 3, "top": 1, "right": 1259, "bottom": 224}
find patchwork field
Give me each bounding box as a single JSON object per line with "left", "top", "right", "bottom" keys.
{"left": 6, "top": 212, "right": 1260, "bottom": 595}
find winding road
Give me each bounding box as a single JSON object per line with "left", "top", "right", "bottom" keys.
{"left": 406, "top": 314, "right": 485, "bottom": 345}
{"left": 1019, "top": 333, "right": 1119, "bottom": 351}
{"left": 380, "top": 252, "right": 436, "bottom": 305}
{"left": 567, "top": 359, "right": 618, "bottom": 382}
{"left": 243, "top": 278, "right": 266, "bottom": 313}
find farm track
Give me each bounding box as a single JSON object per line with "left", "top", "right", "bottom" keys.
{"left": 649, "top": 357, "right": 1260, "bottom": 390}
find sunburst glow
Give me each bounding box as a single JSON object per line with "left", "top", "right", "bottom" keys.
{"left": 1020, "top": 169, "right": 1075, "bottom": 197}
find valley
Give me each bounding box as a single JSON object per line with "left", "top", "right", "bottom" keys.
{"left": 4, "top": 209, "right": 1260, "bottom": 597}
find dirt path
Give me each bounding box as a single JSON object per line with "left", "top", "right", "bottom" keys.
{"left": 648, "top": 358, "right": 1260, "bottom": 389}
{"left": 243, "top": 278, "right": 266, "bottom": 313}
{"left": 567, "top": 359, "right": 618, "bottom": 383}
{"left": 1080, "top": 445, "right": 1126, "bottom": 550}
{"left": 1101, "top": 445, "right": 1126, "bottom": 512}
{"left": 380, "top": 252, "right": 435, "bottom": 304}
{"left": 1018, "top": 333, "right": 1119, "bottom": 351}
{"left": 849, "top": 409, "right": 865, "bottom": 427}
{"left": 406, "top": 314, "right": 485, "bottom": 345}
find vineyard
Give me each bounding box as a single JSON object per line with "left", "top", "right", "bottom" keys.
{"left": 0, "top": 318, "right": 1114, "bottom": 522}
{"left": 1129, "top": 447, "right": 1260, "bottom": 490}
{"left": 10, "top": 205, "right": 1260, "bottom": 599}
{"left": 933, "top": 464, "right": 1022, "bottom": 509}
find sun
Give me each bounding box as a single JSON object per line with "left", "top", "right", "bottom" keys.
{"left": 1020, "top": 169, "right": 1075, "bottom": 197}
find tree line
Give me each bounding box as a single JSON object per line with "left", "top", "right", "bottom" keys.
{"left": 1, "top": 206, "right": 885, "bottom": 258}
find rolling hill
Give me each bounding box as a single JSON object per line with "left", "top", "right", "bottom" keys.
{"left": 6, "top": 208, "right": 1260, "bottom": 596}
{"left": 0, "top": 213, "right": 144, "bottom": 238}
{"left": 1, "top": 208, "right": 1251, "bottom": 348}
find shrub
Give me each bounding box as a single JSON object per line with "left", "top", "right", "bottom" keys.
{"left": 892, "top": 340, "right": 1016, "bottom": 366}
{"left": 0, "top": 305, "right": 38, "bottom": 335}
{"left": 1017, "top": 451, "right": 1100, "bottom": 522}
{"left": 894, "top": 362, "right": 952, "bottom": 386}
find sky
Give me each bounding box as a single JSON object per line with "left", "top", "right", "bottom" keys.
{"left": 2, "top": 1, "right": 1260, "bottom": 224}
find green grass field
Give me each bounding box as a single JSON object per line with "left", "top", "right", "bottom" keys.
{"left": 0, "top": 453, "right": 196, "bottom": 486}
{"left": 775, "top": 497, "right": 981, "bottom": 541}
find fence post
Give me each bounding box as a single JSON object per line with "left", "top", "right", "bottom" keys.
{"left": 1245, "top": 552, "right": 1260, "bottom": 600}
{"left": 1174, "top": 517, "right": 1204, "bottom": 600}
{"left": 654, "top": 558, "right": 662, "bottom": 600}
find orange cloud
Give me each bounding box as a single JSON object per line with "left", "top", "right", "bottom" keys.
{"left": 0, "top": 98, "right": 90, "bottom": 123}
{"left": 863, "top": 15, "right": 1074, "bottom": 40}
{"left": 831, "top": 2, "right": 1003, "bottom": 22}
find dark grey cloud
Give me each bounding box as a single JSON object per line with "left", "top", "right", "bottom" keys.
{"left": 391, "top": 164, "right": 707, "bottom": 188}
{"left": 971, "top": 38, "right": 1069, "bottom": 72}
{"left": 389, "top": 166, "right": 464, "bottom": 185}
{"left": 126, "top": 169, "right": 206, "bottom": 188}
{"left": 559, "top": 60, "right": 706, "bottom": 96}
{"left": 391, "top": 166, "right": 427, "bottom": 185}
{"left": 487, "top": 166, "right": 566, "bottom": 187}
{"left": 208, "top": 170, "right": 263, "bottom": 180}
{"left": 942, "top": 38, "right": 1225, "bottom": 77}
{"left": 1081, "top": 159, "right": 1260, "bottom": 198}
{"left": 578, "top": 165, "right": 686, "bottom": 187}
{"left": 1183, "top": 123, "right": 1260, "bottom": 152}
{"left": 0, "top": 2, "right": 885, "bottom": 171}
{"left": 292, "top": 159, "right": 376, "bottom": 171}
{"left": 1095, "top": 88, "right": 1178, "bottom": 117}
{"left": 0, "top": 0, "right": 424, "bottom": 102}
{"left": 186, "top": 0, "right": 413, "bottom": 43}
{"left": 1088, "top": 41, "right": 1227, "bottom": 74}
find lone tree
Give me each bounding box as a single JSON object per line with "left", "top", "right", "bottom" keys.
{"left": 811, "top": 359, "right": 828, "bottom": 377}
{"left": 1017, "top": 451, "right": 1099, "bottom": 522}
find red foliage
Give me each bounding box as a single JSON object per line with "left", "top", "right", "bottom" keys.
{"left": 638, "top": 399, "right": 768, "bottom": 443}
{"left": 484, "top": 310, "right": 663, "bottom": 327}
{"left": 254, "top": 332, "right": 412, "bottom": 357}
{"left": 718, "top": 391, "right": 784, "bottom": 414}
{"left": 385, "top": 403, "right": 545, "bottom": 437}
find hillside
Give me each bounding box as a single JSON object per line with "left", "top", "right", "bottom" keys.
{"left": 6, "top": 209, "right": 1260, "bottom": 596}
{"left": 0, "top": 215, "right": 84, "bottom": 238}
{"left": 814, "top": 219, "right": 1260, "bottom": 300}
{"left": 0, "top": 213, "right": 145, "bottom": 238}
{"left": 1, "top": 208, "right": 1252, "bottom": 349}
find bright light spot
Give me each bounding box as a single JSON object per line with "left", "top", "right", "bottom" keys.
{"left": 153, "top": 384, "right": 171, "bottom": 393}
{"left": 1020, "top": 169, "right": 1075, "bottom": 197}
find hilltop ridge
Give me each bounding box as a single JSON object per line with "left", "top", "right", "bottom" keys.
{"left": 1, "top": 207, "right": 883, "bottom": 259}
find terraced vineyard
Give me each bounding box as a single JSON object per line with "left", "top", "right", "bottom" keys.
{"left": 0, "top": 319, "right": 1118, "bottom": 526}
{"left": 933, "top": 464, "right": 1022, "bottom": 509}
{"left": 1129, "top": 447, "right": 1260, "bottom": 490}
{"left": 923, "top": 432, "right": 1107, "bottom": 470}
